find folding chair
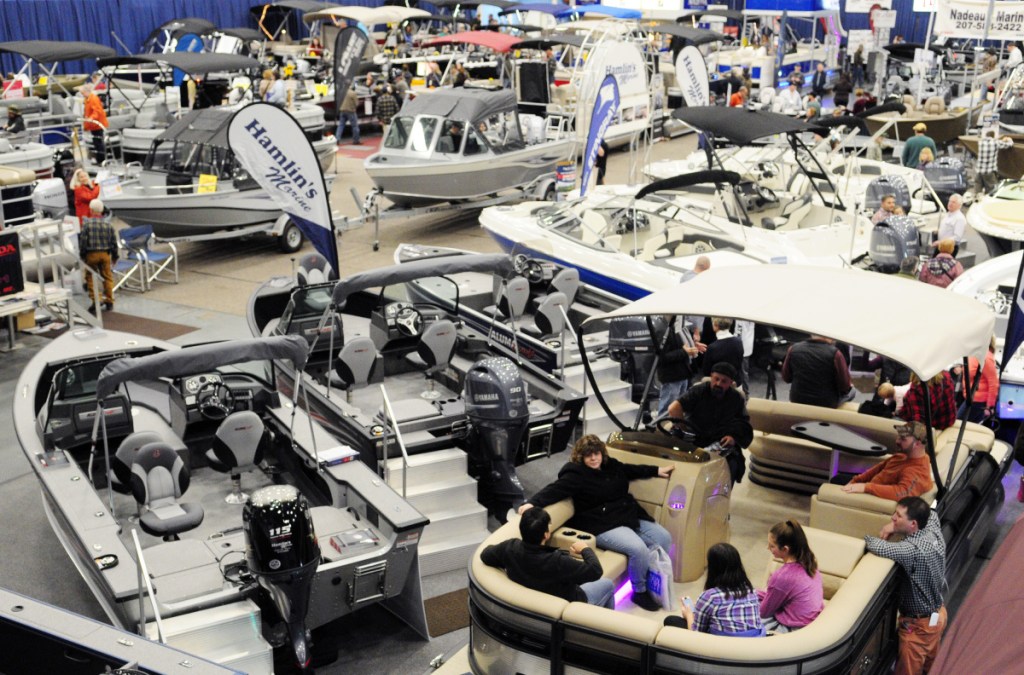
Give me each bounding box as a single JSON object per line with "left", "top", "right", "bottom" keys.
{"left": 111, "top": 233, "right": 147, "bottom": 294}
{"left": 122, "top": 224, "right": 178, "bottom": 288}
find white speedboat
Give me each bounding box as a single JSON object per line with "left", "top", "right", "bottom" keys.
{"left": 966, "top": 181, "right": 1024, "bottom": 258}
{"left": 365, "top": 88, "right": 573, "bottom": 206}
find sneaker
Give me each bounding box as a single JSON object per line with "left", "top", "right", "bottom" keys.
{"left": 632, "top": 591, "right": 662, "bottom": 612}
{"left": 102, "top": 302, "right": 114, "bottom": 312}
{"left": 86, "top": 303, "right": 97, "bottom": 314}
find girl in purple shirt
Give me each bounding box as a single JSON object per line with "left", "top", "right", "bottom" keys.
{"left": 758, "top": 520, "right": 824, "bottom": 632}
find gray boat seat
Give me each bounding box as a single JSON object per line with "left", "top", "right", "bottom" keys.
{"left": 437, "top": 135, "right": 456, "bottom": 154}
{"left": 130, "top": 442, "right": 204, "bottom": 541}
{"left": 205, "top": 411, "right": 268, "bottom": 504}
{"left": 523, "top": 291, "right": 568, "bottom": 338}
{"left": 762, "top": 193, "right": 812, "bottom": 231}
{"left": 493, "top": 275, "right": 530, "bottom": 321}
{"left": 532, "top": 267, "right": 580, "bottom": 308}
{"left": 410, "top": 319, "right": 457, "bottom": 399}
{"left": 111, "top": 430, "right": 164, "bottom": 493}
{"left": 332, "top": 337, "right": 379, "bottom": 398}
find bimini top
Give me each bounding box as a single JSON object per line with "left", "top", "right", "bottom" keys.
{"left": 556, "top": 5, "right": 643, "bottom": 19}
{"left": 331, "top": 253, "right": 514, "bottom": 306}
{"left": 677, "top": 9, "right": 744, "bottom": 22}
{"left": 587, "top": 265, "right": 994, "bottom": 380}
{"left": 673, "top": 106, "right": 825, "bottom": 145}
{"left": 154, "top": 108, "right": 234, "bottom": 149}
{"left": 96, "top": 335, "right": 309, "bottom": 401}
{"left": 259, "top": 0, "right": 333, "bottom": 11}
{"left": 517, "top": 34, "right": 588, "bottom": 50}
{"left": 638, "top": 22, "right": 727, "bottom": 45}
{"left": 433, "top": 0, "right": 519, "bottom": 8}
{"left": 399, "top": 87, "right": 517, "bottom": 122}
{"left": 155, "top": 17, "right": 217, "bottom": 35}
{"left": 213, "top": 27, "right": 266, "bottom": 42}
{"left": 0, "top": 40, "right": 116, "bottom": 62}
{"left": 98, "top": 53, "right": 262, "bottom": 75}
{"left": 500, "top": 3, "right": 568, "bottom": 15}
{"left": 635, "top": 170, "right": 741, "bottom": 199}
{"left": 304, "top": 6, "right": 429, "bottom": 25}
{"left": 425, "top": 30, "right": 523, "bottom": 52}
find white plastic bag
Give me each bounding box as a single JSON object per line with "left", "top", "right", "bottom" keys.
{"left": 647, "top": 545, "right": 674, "bottom": 611}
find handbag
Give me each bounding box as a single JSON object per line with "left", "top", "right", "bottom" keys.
{"left": 646, "top": 545, "right": 675, "bottom": 611}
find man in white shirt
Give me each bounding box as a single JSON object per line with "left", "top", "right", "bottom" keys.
{"left": 777, "top": 83, "right": 803, "bottom": 114}
{"left": 1006, "top": 43, "right": 1023, "bottom": 71}
{"left": 936, "top": 194, "right": 967, "bottom": 256}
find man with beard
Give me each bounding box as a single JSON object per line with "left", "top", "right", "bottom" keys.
{"left": 667, "top": 362, "right": 753, "bottom": 482}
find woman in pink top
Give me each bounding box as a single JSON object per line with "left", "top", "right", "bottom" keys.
{"left": 960, "top": 336, "right": 998, "bottom": 423}
{"left": 758, "top": 520, "right": 824, "bottom": 633}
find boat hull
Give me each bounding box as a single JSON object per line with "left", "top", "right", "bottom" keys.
{"left": 105, "top": 186, "right": 283, "bottom": 237}
{"left": 865, "top": 108, "right": 976, "bottom": 144}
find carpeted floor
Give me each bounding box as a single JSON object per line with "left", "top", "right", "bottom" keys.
{"left": 425, "top": 588, "right": 470, "bottom": 637}
{"left": 30, "top": 311, "right": 197, "bottom": 341}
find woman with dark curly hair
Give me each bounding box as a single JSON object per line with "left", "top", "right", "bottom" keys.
{"left": 518, "top": 434, "right": 674, "bottom": 611}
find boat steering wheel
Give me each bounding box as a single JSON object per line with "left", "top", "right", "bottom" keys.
{"left": 197, "top": 381, "right": 234, "bottom": 421}
{"left": 513, "top": 254, "right": 545, "bottom": 284}
{"left": 394, "top": 305, "right": 424, "bottom": 337}
{"left": 655, "top": 417, "right": 698, "bottom": 443}
{"left": 756, "top": 184, "right": 778, "bottom": 204}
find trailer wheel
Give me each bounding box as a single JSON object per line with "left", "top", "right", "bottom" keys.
{"left": 542, "top": 183, "right": 556, "bottom": 201}
{"left": 278, "top": 221, "right": 303, "bottom": 253}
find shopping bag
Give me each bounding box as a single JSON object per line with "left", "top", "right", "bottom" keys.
{"left": 646, "top": 545, "right": 674, "bottom": 611}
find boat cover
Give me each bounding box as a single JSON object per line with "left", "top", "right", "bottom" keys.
{"left": 96, "top": 335, "right": 309, "bottom": 401}
{"left": 858, "top": 101, "right": 908, "bottom": 118}
{"left": 304, "top": 6, "right": 428, "bottom": 25}
{"left": 635, "top": 170, "right": 741, "bottom": 199}
{"left": 637, "top": 22, "right": 727, "bottom": 45}
{"left": 586, "top": 265, "right": 994, "bottom": 380}
{"left": 98, "top": 53, "right": 262, "bottom": 75}
{"left": 677, "top": 9, "right": 744, "bottom": 21}
{"left": 884, "top": 43, "right": 941, "bottom": 61}
{"left": 814, "top": 115, "right": 869, "bottom": 133}
{"left": 261, "top": 0, "right": 333, "bottom": 11}
{"left": 433, "top": 0, "right": 518, "bottom": 8}
{"left": 156, "top": 17, "right": 217, "bottom": 35}
{"left": 673, "top": 106, "right": 825, "bottom": 145}
{"left": 518, "top": 34, "right": 589, "bottom": 50}
{"left": 397, "top": 88, "right": 517, "bottom": 124}
{"left": 155, "top": 108, "right": 233, "bottom": 148}
{"left": 556, "top": 5, "right": 642, "bottom": 19}
{"left": 331, "top": 254, "right": 514, "bottom": 306}
{"left": 499, "top": 3, "right": 566, "bottom": 15}
{"left": 214, "top": 27, "right": 266, "bottom": 41}
{"left": 425, "top": 30, "right": 522, "bottom": 52}
{"left": 0, "top": 41, "right": 116, "bottom": 62}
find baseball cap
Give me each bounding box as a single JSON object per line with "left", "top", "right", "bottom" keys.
{"left": 895, "top": 421, "right": 927, "bottom": 442}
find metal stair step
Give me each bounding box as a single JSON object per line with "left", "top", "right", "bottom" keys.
{"left": 418, "top": 504, "right": 489, "bottom": 547}
{"left": 400, "top": 476, "right": 480, "bottom": 513}
{"left": 146, "top": 600, "right": 272, "bottom": 674}
{"left": 382, "top": 447, "right": 467, "bottom": 488}
{"left": 418, "top": 530, "right": 491, "bottom": 577}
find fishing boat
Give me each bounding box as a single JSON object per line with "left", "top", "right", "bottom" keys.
{"left": 364, "top": 87, "right": 573, "bottom": 206}
{"left": 13, "top": 329, "right": 430, "bottom": 672}
{"left": 965, "top": 180, "right": 1024, "bottom": 257}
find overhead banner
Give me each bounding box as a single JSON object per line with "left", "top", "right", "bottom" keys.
{"left": 675, "top": 45, "right": 709, "bottom": 108}
{"left": 936, "top": 0, "right": 1024, "bottom": 39}
{"left": 228, "top": 103, "right": 339, "bottom": 272}
{"left": 579, "top": 74, "right": 619, "bottom": 198}
{"left": 1002, "top": 251, "right": 1024, "bottom": 372}
{"left": 333, "top": 26, "right": 370, "bottom": 115}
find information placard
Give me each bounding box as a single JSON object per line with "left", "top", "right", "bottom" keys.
{"left": 0, "top": 231, "right": 25, "bottom": 298}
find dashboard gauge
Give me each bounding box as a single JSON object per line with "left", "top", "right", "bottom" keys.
{"left": 185, "top": 378, "right": 201, "bottom": 394}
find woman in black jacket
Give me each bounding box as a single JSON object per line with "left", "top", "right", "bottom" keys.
{"left": 518, "top": 435, "right": 675, "bottom": 611}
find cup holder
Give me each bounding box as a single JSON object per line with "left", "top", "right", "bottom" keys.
{"left": 577, "top": 534, "right": 592, "bottom": 541}
{"left": 562, "top": 530, "right": 577, "bottom": 536}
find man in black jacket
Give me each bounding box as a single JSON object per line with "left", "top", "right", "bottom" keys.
{"left": 481, "top": 507, "right": 615, "bottom": 608}
{"left": 781, "top": 335, "right": 854, "bottom": 408}
{"left": 701, "top": 318, "right": 745, "bottom": 387}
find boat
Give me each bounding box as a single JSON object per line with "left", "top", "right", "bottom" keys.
{"left": 13, "top": 328, "right": 430, "bottom": 672}
{"left": 101, "top": 106, "right": 331, "bottom": 249}
{"left": 959, "top": 132, "right": 1024, "bottom": 180}
{"left": 965, "top": 180, "right": 1024, "bottom": 257}
{"left": 864, "top": 100, "right": 983, "bottom": 145}
{"left": 247, "top": 253, "right": 587, "bottom": 526}
{"left": 0, "top": 136, "right": 56, "bottom": 179}
{"left": 364, "top": 87, "right": 573, "bottom": 206}
{"left": 462, "top": 264, "right": 1010, "bottom": 674}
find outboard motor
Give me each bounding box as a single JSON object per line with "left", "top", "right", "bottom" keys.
{"left": 243, "top": 485, "right": 320, "bottom": 671}
{"left": 608, "top": 316, "right": 666, "bottom": 405}
{"left": 870, "top": 215, "right": 920, "bottom": 273}
{"left": 463, "top": 357, "right": 528, "bottom": 519}
{"left": 32, "top": 178, "right": 69, "bottom": 219}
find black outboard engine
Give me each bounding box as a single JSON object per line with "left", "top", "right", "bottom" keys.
{"left": 243, "top": 485, "right": 320, "bottom": 671}
{"left": 463, "top": 357, "right": 528, "bottom": 519}
{"left": 608, "top": 316, "right": 666, "bottom": 405}
{"left": 870, "top": 214, "right": 920, "bottom": 273}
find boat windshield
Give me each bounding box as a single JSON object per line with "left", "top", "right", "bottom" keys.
{"left": 149, "top": 140, "right": 235, "bottom": 179}
{"left": 477, "top": 109, "right": 524, "bottom": 153}
{"left": 384, "top": 114, "right": 440, "bottom": 152}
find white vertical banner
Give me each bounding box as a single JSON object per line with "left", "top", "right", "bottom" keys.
{"left": 935, "top": 0, "right": 1024, "bottom": 39}
{"left": 675, "top": 45, "right": 710, "bottom": 107}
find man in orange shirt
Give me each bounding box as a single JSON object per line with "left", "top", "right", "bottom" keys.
{"left": 81, "top": 83, "right": 108, "bottom": 163}
{"left": 729, "top": 86, "right": 748, "bottom": 108}
{"left": 840, "top": 421, "right": 933, "bottom": 501}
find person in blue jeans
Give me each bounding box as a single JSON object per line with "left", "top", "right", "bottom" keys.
{"left": 482, "top": 507, "right": 615, "bottom": 608}
{"left": 336, "top": 86, "right": 361, "bottom": 145}
{"left": 518, "top": 434, "right": 675, "bottom": 611}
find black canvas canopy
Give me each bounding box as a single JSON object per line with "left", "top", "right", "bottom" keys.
{"left": 331, "top": 254, "right": 513, "bottom": 306}
{"left": 214, "top": 27, "right": 266, "bottom": 41}
{"left": 261, "top": 0, "right": 334, "bottom": 10}
{"left": 637, "top": 22, "right": 726, "bottom": 45}
{"left": 433, "top": 0, "right": 517, "bottom": 8}
{"left": 814, "top": 115, "right": 869, "bottom": 133}
{"left": 96, "top": 335, "right": 309, "bottom": 401}
{"left": 98, "top": 53, "right": 261, "bottom": 75}
{"left": 673, "top": 107, "right": 825, "bottom": 145}
{"left": 154, "top": 108, "right": 234, "bottom": 149}
{"left": 518, "top": 34, "right": 587, "bottom": 50}
{"left": 677, "top": 9, "right": 744, "bottom": 22}
{"left": 0, "top": 40, "right": 116, "bottom": 63}
{"left": 884, "top": 42, "right": 941, "bottom": 61}
{"left": 856, "top": 101, "right": 906, "bottom": 118}
{"left": 398, "top": 88, "right": 516, "bottom": 124}
{"left": 499, "top": 3, "right": 565, "bottom": 15}
{"left": 635, "top": 170, "right": 741, "bottom": 200}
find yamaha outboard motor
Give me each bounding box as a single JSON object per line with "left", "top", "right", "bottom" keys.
{"left": 870, "top": 215, "right": 920, "bottom": 273}
{"left": 463, "top": 357, "right": 528, "bottom": 519}
{"left": 608, "top": 316, "right": 666, "bottom": 405}
{"left": 243, "top": 485, "right": 320, "bottom": 670}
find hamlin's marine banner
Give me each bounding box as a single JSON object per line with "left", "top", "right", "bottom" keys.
{"left": 936, "top": 0, "right": 1024, "bottom": 39}
{"left": 228, "top": 103, "right": 338, "bottom": 271}
{"left": 1002, "top": 249, "right": 1024, "bottom": 373}
{"left": 333, "top": 26, "right": 370, "bottom": 114}
{"left": 675, "top": 45, "right": 710, "bottom": 108}
{"left": 580, "top": 74, "right": 620, "bottom": 198}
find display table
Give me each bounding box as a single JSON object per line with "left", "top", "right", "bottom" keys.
{"left": 0, "top": 283, "right": 71, "bottom": 351}
{"left": 791, "top": 420, "right": 889, "bottom": 478}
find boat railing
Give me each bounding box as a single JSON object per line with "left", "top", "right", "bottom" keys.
{"left": 131, "top": 528, "right": 165, "bottom": 642}
{"left": 378, "top": 384, "right": 411, "bottom": 499}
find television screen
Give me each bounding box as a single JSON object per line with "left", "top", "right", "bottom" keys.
{"left": 0, "top": 231, "right": 25, "bottom": 298}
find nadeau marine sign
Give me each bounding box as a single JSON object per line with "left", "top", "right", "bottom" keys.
{"left": 228, "top": 102, "right": 339, "bottom": 271}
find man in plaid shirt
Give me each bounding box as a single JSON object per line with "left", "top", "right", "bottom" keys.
{"left": 898, "top": 371, "right": 957, "bottom": 430}
{"left": 79, "top": 198, "right": 118, "bottom": 312}
{"left": 866, "top": 497, "right": 947, "bottom": 675}
{"left": 975, "top": 131, "right": 1014, "bottom": 194}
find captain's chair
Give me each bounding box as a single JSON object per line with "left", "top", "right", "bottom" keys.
{"left": 413, "top": 320, "right": 457, "bottom": 400}
{"left": 495, "top": 276, "right": 530, "bottom": 323}
{"left": 111, "top": 430, "right": 164, "bottom": 494}
{"left": 548, "top": 267, "right": 579, "bottom": 305}
{"left": 762, "top": 193, "right": 813, "bottom": 230}
{"left": 333, "top": 337, "right": 379, "bottom": 401}
{"left": 523, "top": 291, "right": 567, "bottom": 339}
{"left": 130, "top": 442, "right": 204, "bottom": 540}
{"left": 204, "top": 411, "right": 269, "bottom": 504}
